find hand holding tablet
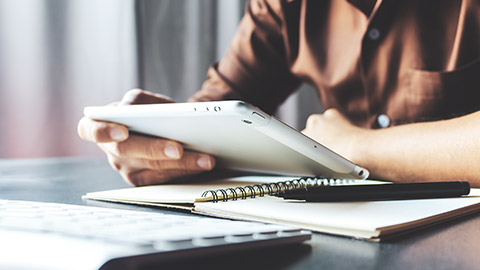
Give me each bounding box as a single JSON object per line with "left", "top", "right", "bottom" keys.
{"left": 81, "top": 91, "right": 369, "bottom": 185}
{"left": 77, "top": 90, "right": 216, "bottom": 186}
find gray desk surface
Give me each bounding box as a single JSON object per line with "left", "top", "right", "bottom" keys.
{"left": 1, "top": 157, "right": 480, "bottom": 270}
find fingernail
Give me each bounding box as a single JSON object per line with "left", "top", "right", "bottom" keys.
{"left": 197, "top": 156, "right": 212, "bottom": 169}
{"left": 110, "top": 127, "right": 127, "bottom": 141}
{"left": 164, "top": 145, "right": 180, "bottom": 159}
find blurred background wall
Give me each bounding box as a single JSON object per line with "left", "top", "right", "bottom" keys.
{"left": 0, "top": 0, "right": 322, "bottom": 158}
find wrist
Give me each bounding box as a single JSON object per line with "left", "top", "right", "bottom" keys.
{"left": 347, "top": 128, "right": 374, "bottom": 167}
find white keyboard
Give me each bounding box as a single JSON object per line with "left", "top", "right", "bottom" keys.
{"left": 0, "top": 199, "right": 311, "bottom": 270}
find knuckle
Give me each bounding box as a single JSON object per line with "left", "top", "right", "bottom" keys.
{"left": 111, "top": 142, "right": 127, "bottom": 157}
{"left": 182, "top": 155, "right": 198, "bottom": 170}
{"left": 92, "top": 122, "right": 110, "bottom": 142}
{"left": 146, "top": 145, "right": 158, "bottom": 160}
{"left": 153, "top": 156, "right": 188, "bottom": 170}
{"left": 124, "top": 171, "right": 143, "bottom": 186}
{"left": 148, "top": 159, "right": 164, "bottom": 170}
{"left": 125, "top": 170, "right": 170, "bottom": 186}
{"left": 323, "top": 108, "right": 338, "bottom": 117}
{"left": 78, "top": 118, "right": 110, "bottom": 142}
{"left": 107, "top": 154, "right": 122, "bottom": 171}
{"left": 111, "top": 160, "right": 122, "bottom": 172}
{"left": 306, "top": 114, "right": 320, "bottom": 126}
{"left": 121, "top": 89, "right": 144, "bottom": 104}
{"left": 145, "top": 153, "right": 198, "bottom": 171}
{"left": 152, "top": 171, "right": 173, "bottom": 184}
{"left": 125, "top": 88, "right": 144, "bottom": 97}
{"left": 180, "top": 159, "right": 192, "bottom": 170}
{"left": 147, "top": 140, "right": 167, "bottom": 159}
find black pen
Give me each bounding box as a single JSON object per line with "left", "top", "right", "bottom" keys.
{"left": 277, "top": 181, "right": 470, "bottom": 202}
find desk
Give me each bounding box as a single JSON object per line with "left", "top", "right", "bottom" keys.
{"left": 1, "top": 157, "right": 480, "bottom": 270}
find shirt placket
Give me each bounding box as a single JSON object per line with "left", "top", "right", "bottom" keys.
{"left": 358, "top": 0, "right": 394, "bottom": 129}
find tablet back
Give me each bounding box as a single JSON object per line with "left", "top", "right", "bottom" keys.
{"left": 84, "top": 101, "right": 368, "bottom": 180}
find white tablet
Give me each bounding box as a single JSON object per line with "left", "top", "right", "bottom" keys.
{"left": 84, "top": 101, "right": 369, "bottom": 180}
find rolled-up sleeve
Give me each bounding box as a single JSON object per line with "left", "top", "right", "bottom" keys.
{"left": 189, "top": 0, "right": 301, "bottom": 114}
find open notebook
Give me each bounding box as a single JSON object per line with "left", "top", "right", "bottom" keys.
{"left": 84, "top": 176, "right": 480, "bottom": 241}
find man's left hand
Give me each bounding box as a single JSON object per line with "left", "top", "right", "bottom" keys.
{"left": 301, "top": 108, "right": 369, "bottom": 163}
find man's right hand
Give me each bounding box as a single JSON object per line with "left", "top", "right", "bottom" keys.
{"left": 77, "top": 89, "right": 215, "bottom": 186}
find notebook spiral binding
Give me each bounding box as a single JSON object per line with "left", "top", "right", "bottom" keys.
{"left": 201, "top": 177, "right": 355, "bottom": 203}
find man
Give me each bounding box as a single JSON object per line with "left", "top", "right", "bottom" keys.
{"left": 78, "top": 0, "right": 480, "bottom": 186}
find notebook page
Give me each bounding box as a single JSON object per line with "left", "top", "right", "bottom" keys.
{"left": 193, "top": 189, "right": 480, "bottom": 240}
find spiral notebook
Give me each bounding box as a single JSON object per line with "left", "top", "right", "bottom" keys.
{"left": 84, "top": 176, "right": 480, "bottom": 241}
{"left": 84, "top": 176, "right": 340, "bottom": 210}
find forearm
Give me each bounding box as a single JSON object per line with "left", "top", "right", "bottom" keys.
{"left": 354, "top": 111, "right": 480, "bottom": 186}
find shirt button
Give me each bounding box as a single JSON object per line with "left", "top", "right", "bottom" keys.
{"left": 368, "top": 28, "right": 380, "bottom": 40}
{"left": 377, "top": 114, "right": 391, "bottom": 128}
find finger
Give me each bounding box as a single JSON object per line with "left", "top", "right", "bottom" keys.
{"left": 122, "top": 169, "right": 205, "bottom": 186}
{"left": 305, "top": 114, "right": 321, "bottom": 128}
{"left": 106, "top": 153, "right": 208, "bottom": 185}
{"left": 121, "top": 169, "right": 169, "bottom": 186}
{"left": 322, "top": 108, "right": 340, "bottom": 118}
{"left": 123, "top": 152, "right": 215, "bottom": 171}
{"left": 322, "top": 108, "right": 352, "bottom": 125}
{"left": 99, "top": 135, "right": 184, "bottom": 160}
{"left": 119, "top": 89, "right": 175, "bottom": 105}
{"left": 77, "top": 117, "right": 129, "bottom": 143}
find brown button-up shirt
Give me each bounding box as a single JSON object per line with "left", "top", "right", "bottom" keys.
{"left": 190, "top": 0, "right": 480, "bottom": 128}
